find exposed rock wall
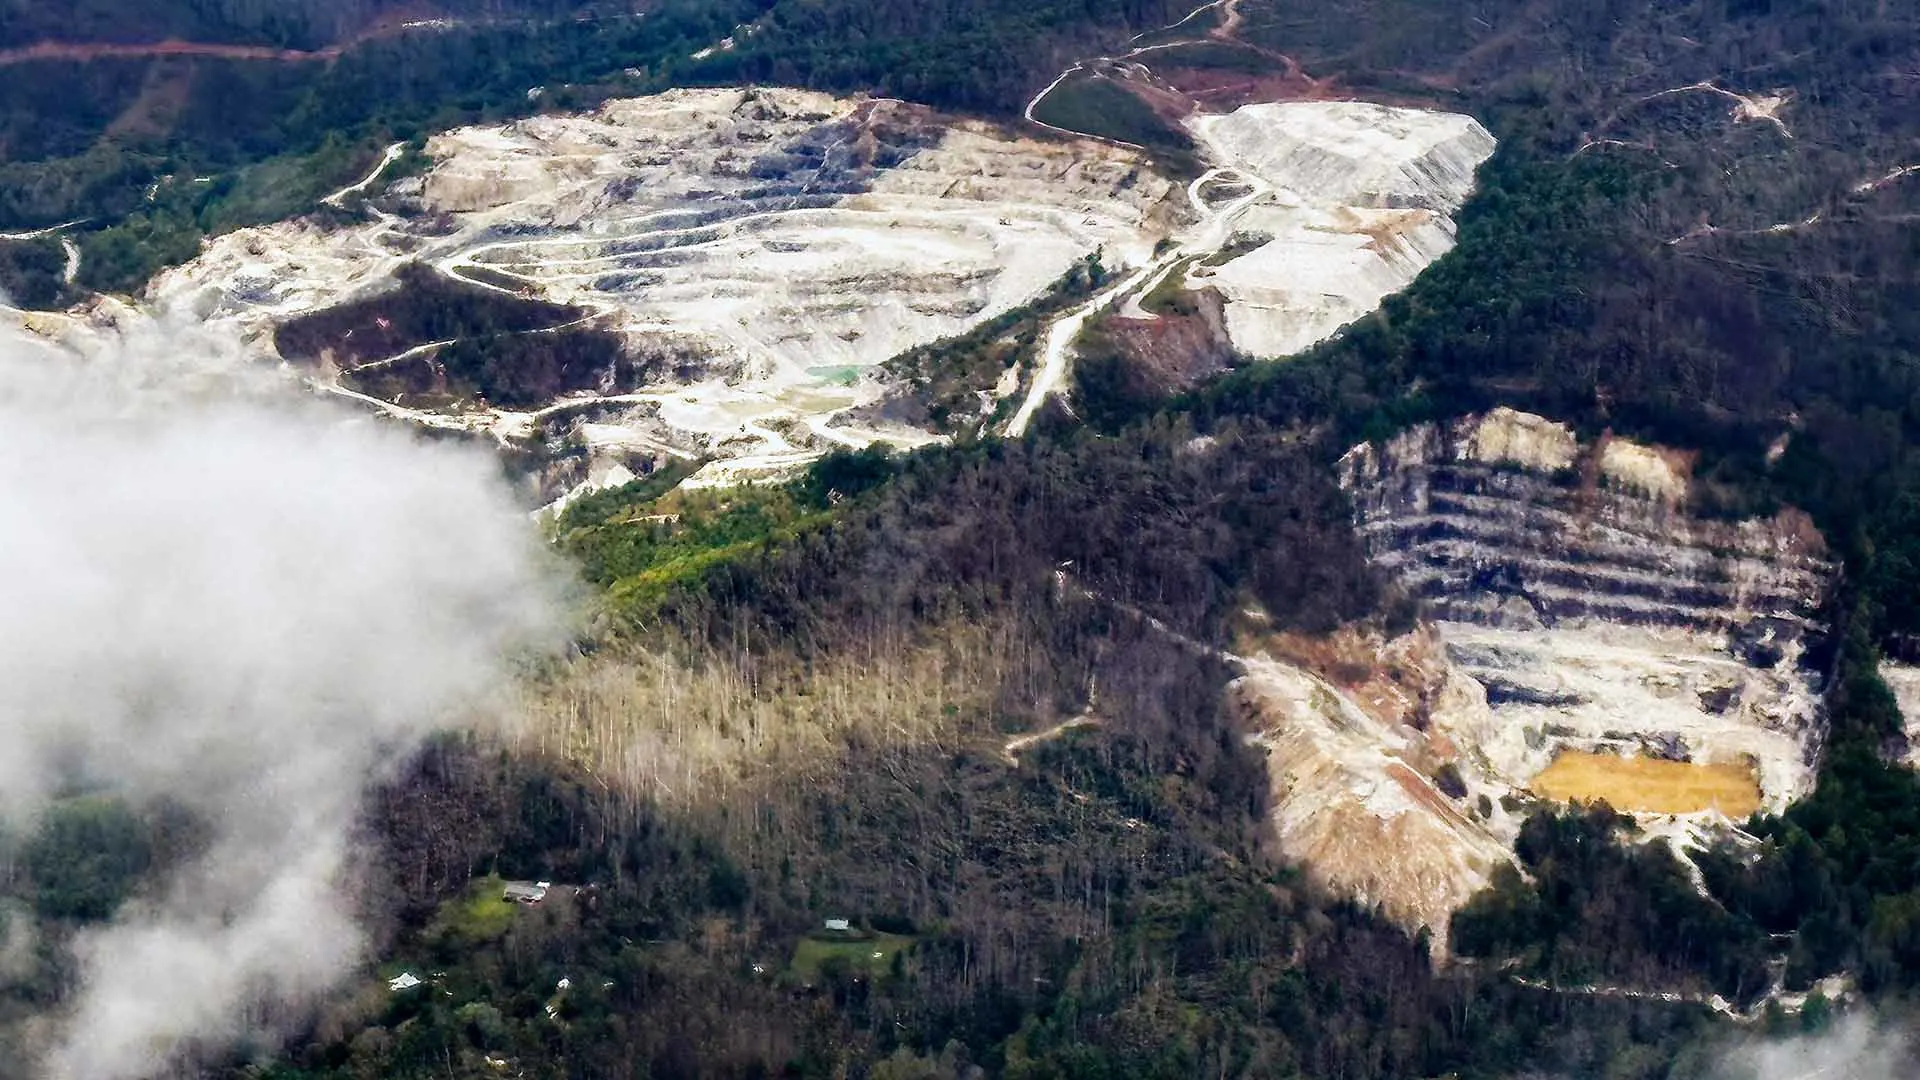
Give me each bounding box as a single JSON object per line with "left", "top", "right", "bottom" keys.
{"left": 1238, "top": 409, "right": 1832, "bottom": 956}
{"left": 130, "top": 87, "right": 1496, "bottom": 495}
{"left": 1879, "top": 662, "right": 1920, "bottom": 767}
{"left": 1337, "top": 409, "right": 1832, "bottom": 810}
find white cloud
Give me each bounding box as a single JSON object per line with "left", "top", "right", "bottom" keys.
{"left": 1716, "top": 1013, "right": 1913, "bottom": 1080}
{"left": 0, "top": 317, "right": 564, "bottom": 1078}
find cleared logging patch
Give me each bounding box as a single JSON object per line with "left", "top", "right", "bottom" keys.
{"left": 425, "top": 874, "right": 521, "bottom": 949}
{"left": 1529, "top": 750, "right": 1762, "bottom": 818}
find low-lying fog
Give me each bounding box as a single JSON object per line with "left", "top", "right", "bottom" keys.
{"left": 0, "top": 316, "right": 564, "bottom": 1078}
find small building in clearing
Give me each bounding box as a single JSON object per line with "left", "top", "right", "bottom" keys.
{"left": 503, "top": 881, "right": 551, "bottom": 905}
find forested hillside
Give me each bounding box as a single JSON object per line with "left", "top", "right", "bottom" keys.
{"left": 9, "top": 0, "right": 1920, "bottom": 1076}
{"left": 1123, "top": 0, "right": 1920, "bottom": 1015}
{"left": 0, "top": 1, "right": 620, "bottom": 50}
{"left": 693, "top": 0, "right": 1191, "bottom": 114}
{"left": 0, "top": 0, "right": 764, "bottom": 295}
{"left": 0, "top": 433, "right": 1780, "bottom": 1079}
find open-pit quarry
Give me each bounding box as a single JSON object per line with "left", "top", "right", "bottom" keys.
{"left": 1234, "top": 409, "right": 1833, "bottom": 952}
{"left": 82, "top": 73, "right": 1494, "bottom": 502}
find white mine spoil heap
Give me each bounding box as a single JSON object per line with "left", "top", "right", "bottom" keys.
{"left": 1235, "top": 636, "right": 1518, "bottom": 958}
{"left": 131, "top": 87, "right": 1493, "bottom": 494}
{"left": 1238, "top": 408, "right": 1833, "bottom": 955}
{"left": 1184, "top": 103, "right": 1495, "bottom": 359}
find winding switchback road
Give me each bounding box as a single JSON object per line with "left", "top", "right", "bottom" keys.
{"left": 1004, "top": 0, "right": 1272, "bottom": 436}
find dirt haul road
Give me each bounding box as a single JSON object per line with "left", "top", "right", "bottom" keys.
{"left": 1005, "top": 0, "right": 1490, "bottom": 432}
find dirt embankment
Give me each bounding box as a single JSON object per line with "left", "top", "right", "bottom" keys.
{"left": 0, "top": 5, "right": 454, "bottom": 70}
{"left": 0, "top": 39, "right": 346, "bottom": 68}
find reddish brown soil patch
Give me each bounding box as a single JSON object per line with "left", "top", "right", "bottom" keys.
{"left": 1260, "top": 626, "right": 1452, "bottom": 735}
{"left": 1155, "top": 65, "right": 1340, "bottom": 110}
{"left": 1106, "top": 65, "right": 1208, "bottom": 128}
{"left": 1096, "top": 289, "right": 1234, "bottom": 392}
{"left": 1385, "top": 761, "right": 1477, "bottom": 826}
{"left": 1772, "top": 507, "right": 1829, "bottom": 557}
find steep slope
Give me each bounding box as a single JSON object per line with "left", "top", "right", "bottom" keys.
{"left": 1230, "top": 409, "right": 1834, "bottom": 954}
{"left": 1234, "top": 629, "right": 1516, "bottom": 955}
{"left": 1879, "top": 662, "right": 1920, "bottom": 767}
{"left": 1339, "top": 409, "right": 1832, "bottom": 812}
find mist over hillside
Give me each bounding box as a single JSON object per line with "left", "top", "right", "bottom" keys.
{"left": 0, "top": 318, "right": 562, "bottom": 1077}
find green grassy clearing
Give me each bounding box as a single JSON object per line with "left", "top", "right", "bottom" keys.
{"left": 788, "top": 930, "right": 917, "bottom": 983}
{"left": 424, "top": 875, "right": 520, "bottom": 949}
{"left": 1029, "top": 73, "right": 1200, "bottom": 176}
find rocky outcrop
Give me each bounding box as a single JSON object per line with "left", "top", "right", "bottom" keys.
{"left": 1879, "top": 662, "right": 1920, "bottom": 767}
{"left": 1337, "top": 409, "right": 1832, "bottom": 810}
{"left": 145, "top": 87, "right": 1176, "bottom": 490}
{"left": 1238, "top": 409, "right": 1831, "bottom": 956}
{"left": 133, "top": 87, "right": 1498, "bottom": 495}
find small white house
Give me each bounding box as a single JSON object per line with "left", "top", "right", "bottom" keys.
{"left": 824, "top": 918, "right": 852, "bottom": 933}
{"left": 388, "top": 972, "right": 424, "bottom": 993}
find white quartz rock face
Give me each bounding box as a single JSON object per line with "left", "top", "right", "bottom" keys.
{"left": 414, "top": 91, "right": 1172, "bottom": 381}
{"left": 1458, "top": 407, "right": 1579, "bottom": 473}
{"left": 1185, "top": 102, "right": 1496, "bottom": 359}
{"left": 135, "top": 89, "right": 1497, "bottom": 489}
{"left": 1281, "top": 412, "right": 1831, "bottom": 951}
